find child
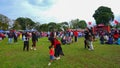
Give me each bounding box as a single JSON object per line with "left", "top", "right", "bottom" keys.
{"left": 23, "top": 32, "right": 29, "bottom": 51}
{"left": 48, "top": 45, "right": 55, "bottom": 66}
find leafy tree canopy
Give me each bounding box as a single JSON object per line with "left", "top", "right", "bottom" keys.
{"left": 93, "top": 6, "right": 114, "bottom": 25}
{"left": 14, "top": 17, "right": 36, "bottom": 30}
{"left": 0, "top": 14, "right": 10, "bottom": 30}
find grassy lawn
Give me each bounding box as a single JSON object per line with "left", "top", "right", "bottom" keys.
{"left": 0, "top": 37, "right": 120, "bottom": 68}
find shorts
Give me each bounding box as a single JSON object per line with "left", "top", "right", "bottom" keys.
{"left": 50, "top": 55, "right": 54, "bottom": 60}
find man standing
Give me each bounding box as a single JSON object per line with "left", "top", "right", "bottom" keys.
{"left": 31, "top": 31, "right": 38, "bottom": 50}
{"left": 84, "top": 29, "right": 90, "bottom": 49}
{"left": 73, "top": 30, "right": 78, "bottom": 42}
{"left": 8, "top": 31, "right": 13, "bottom": 44}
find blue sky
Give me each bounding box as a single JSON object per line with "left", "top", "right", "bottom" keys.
{"left": 0, "top": 0, "right": 120, "bottom": 25}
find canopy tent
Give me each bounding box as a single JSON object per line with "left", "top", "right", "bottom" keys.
{"left": 0, "top": 30, "right": 4, "bottom": 33}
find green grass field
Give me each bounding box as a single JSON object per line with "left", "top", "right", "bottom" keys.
{"left": 0, "top": 37, "right": 120, "bottom": 68}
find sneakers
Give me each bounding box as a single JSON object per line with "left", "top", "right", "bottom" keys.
{"left": 88, "top": 48, "right": 94, "bottom": 51}
{"left": 34, "top": 48, "right": 36, "bottom": 50}
{"left": 88, "top": 49, "right": 91, "bottom": 50}
{"left": 48, "top": 62, "right": 51, "bottom": 66}
{"left": 31, "top": 47, "right": 33, "bottom": 50}
{"left": 31, "top": 47, "right": 36, "bottom": 50}
{"left": 56, "top": 57, "right": 60, "bottom": 60}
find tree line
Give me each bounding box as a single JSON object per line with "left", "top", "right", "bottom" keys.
{"left": 1, "top": 6, "right": 119, "bottom": 31}
{"left": 0, "top": 15, "right": 87, "bottom": 31}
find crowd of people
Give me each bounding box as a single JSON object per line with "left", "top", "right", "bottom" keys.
{"left": 1, "top": 28, "right": 120, "bottom": 66}
{"left": 0, "top": 30, "right": 39, "bottom": 51}
{"left": 99, "top": 29, "right": 120, "bottom": 45}
{"left": 0, "top": 30, "right": 83, "bottom": 66}
{"left": 47, "top": 29, "right": 95, "bottom": 66}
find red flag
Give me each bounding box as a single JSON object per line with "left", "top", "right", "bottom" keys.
{"left": 88, "top": 22, "right": 92, "bottom": 25}
{"left": 114, "top": 20, "right": 119, "bottom": 25}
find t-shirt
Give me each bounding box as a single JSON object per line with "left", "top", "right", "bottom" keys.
{"left": 23, "top": 35, "right": 28, "bottom": 41}
{"left": 49, "top": 49, "right": 54, "bottom": 56}
{"left": 84, "top": 31, "right": 89, "bottom": 39}
{"left": 53, "top": 38, "right": 61, "bottom": 48}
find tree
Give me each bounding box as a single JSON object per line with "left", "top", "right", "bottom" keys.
{"left": 15, "top": 17, "right": 26, "bottom": 30}
{"left": 12, "top": 20, "right": 21, "bottom": 30}
{"left": 0, "top": 14, "right": 10, "bottom": 30}
{"left": 0, "top": 21, "right": 2, "bottom": 29}
{"left": 59, "top": 22, "right": 69, "bottom": 31}
{"left": 14, "top": 17, "right": 36, "bottom": 30}
{"left": 56, "top": 23, "right": 62, "bottom": 31}
{"left": 70, "top": 19, "right": 79, "bottom": 29}
{"left": 79, "top": 20, "right": 87, "bottom": 29}
{"left": 34, "top": 22, "right": 41, "bottom": 31}
{"left": 1, "top": 23, "right": 9, "bottom": 30}
{"left": 39, "top": 24, "right": 48, "bottom": 31}
{"left": 69, "top": 19, "right": 87, "bottom": 29}
{"left": 48, "top": 22, "right": 57, "bottom": 31}
{"left": 93, "top": 6, "right": 114, "bottom": 25}
{"left": 25, "top": 18, "right": 35, "bottom": 29}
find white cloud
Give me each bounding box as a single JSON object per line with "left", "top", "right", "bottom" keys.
{"left": 0, "top": 0, "right": 120, "bottom": 24}
{"left": 38, "top": 0, "right": 120, "bottom": 23}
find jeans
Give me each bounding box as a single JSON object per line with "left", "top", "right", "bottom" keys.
{"left": 8, "top": 38, "right": 13, "bottom": 43}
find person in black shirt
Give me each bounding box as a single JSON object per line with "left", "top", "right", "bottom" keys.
{"left": 13, "top": 32, "right": 18, "bottom": 43}
{"left": 23, "top": 32, "right": 29, "bottom": 51}
{"left": 84, "top": 29, "right": 90, "bottom": 49}
{"left": 31, "top": 32, "right": 38, "bottom": 50}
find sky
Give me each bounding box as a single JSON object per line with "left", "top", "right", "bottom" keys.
{"left": 0, "top": 0, "right": 120, "bottom": 25}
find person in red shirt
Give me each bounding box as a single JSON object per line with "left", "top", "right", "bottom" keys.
{"left": 53, "top": 37, "right": 64, "bottom": 60}
{"left": 48, "top": 32, "right": 64, "bottom": 60}
{"left": 113, "top": 31, "right": 119, "bottom": 41}
{"left": 48, "top": 45, "right": 55, "bottom": 66}
{"left": 73, "top": 30, "right": 78, "bottom": 42}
